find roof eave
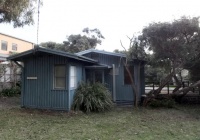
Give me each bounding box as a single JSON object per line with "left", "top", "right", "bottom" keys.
{"left": 7, "top": 47, "right": 97, "bottom": 63}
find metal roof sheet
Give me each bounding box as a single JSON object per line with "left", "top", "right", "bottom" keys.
{"left": 76, "top": 49, "right": 126, "bottom": 57}
{"left": 7, "top": 46, "right": 98, "bottom": 63}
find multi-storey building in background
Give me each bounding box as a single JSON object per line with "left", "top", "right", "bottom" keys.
{"left": 0, "top": 33, "right": 34, "bottom": 88}
{"left": 0, "top": 32, "right": 34, "bottom": 61}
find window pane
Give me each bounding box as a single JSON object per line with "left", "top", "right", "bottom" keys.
{"left": 54, "top": 65, "right": 66, "bottom": 89}
{"left": 95, "top": 70, "right": 103, "bottom": 83}
{"left": 70, "top": 66, "right": 76, "bottom": 88}
{"left": 124, "top": 66, "right": 134, "bottom": 85}
{"left": 70, "top": 66, "right": 75, "bottom": 76}
{"left": 12, "top": 43, "right": 17, "bottom": 51}
{"left": 70, "top": 77, "right": 75, "bottom": 88}
{"left": 55, "top": 65, "right": 65, "bottom": 77}
{"left": 55, "top": 78, "right": 66, "bottom": 88}
{"left": 1, "top": 41, "right": 7, "bottom": 51}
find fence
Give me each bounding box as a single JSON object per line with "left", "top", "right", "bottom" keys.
{"left": 145, "top": 81, "right": 198, "bottom": 94}
{"left": 0, "top": 62, "right": 21, "bottom": 90}
{"left": 0, "top": 73, "right": 21, "bottom": 90}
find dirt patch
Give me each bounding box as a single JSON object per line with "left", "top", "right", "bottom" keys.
{"left": 0, "top": 96, "right": 20, "bottom": 109}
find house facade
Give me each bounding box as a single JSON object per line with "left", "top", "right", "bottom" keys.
{"left": 0, "top": 32, "right": 34, "bottom": 61}
{"left": 76, "top": 49, "right": 146, "bottom": 103}
{"left": 8, "top": 47, "right": 145, "bottom": 111}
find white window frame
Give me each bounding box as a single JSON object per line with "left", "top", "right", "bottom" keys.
{"left": 1, "top": 41, "right": 7, "bottom": 51}
{"left": 70, "top": 66, "right": 77, "bottom": 89}
{"left": 54, "top": 65, "right": 66, "bottom": 89}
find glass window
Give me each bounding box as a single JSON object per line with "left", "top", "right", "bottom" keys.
{"left": 54, "top": 65, "right": 66, "bottom": 89}
{"left": 124, "top": 66, "right": 134, "bottom": 85}
{"left": 12, "top": 43, "right": 17, "bottom": 51}
{"left": 70, "top": 66, "right": 77, "bottom": 88}
{"left": 94, "top": 70, "right": 103, "bottom": 83}
{"left": 1, "top": 41, "right": 7, "bottom": 51}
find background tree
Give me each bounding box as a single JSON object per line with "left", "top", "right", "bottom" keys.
{"left": 0, "top": 0, "right": 42, "bottom": 27}
{"left": 40, "top": 42, "right": 63, "bottom": 50}
{"left": 140, "top": 16, "right": 200, "bottom": 104}
{"left": 62, "top": 28, "right": 104, "bottom": 53}
{"left": 41, "top": 28, "right": 104, "bottom": 53}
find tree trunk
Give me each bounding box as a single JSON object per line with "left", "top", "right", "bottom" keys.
{"left": 153, "top": 72, "right": 175, "bottom": 95}
{"left": 137, "top": 63, "right": 141, "bottom": 105}
{"left": 172, "top": 75, "right": 182, "bottom": 93}
{"left": 174, "top": 80, "right": 200, "bottom": 95}
{"left": 172, "top": 80, "right": 200, "bottom": 102}
{"left": 123, "top": 61, "right": 138, "bottom": 107}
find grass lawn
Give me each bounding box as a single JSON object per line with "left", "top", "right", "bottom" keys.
{"left": 0, "top": 97, "right": 200, "bottom": 140}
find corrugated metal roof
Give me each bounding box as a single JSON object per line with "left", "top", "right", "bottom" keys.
{"left": 7, "top": 46, "right": 97, "bottom": 63}
{"left": 76, "top": 49, "right": 126, "bottom": 57}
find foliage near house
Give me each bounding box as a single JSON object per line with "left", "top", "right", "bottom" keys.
{"left": 40, "top": 28, "right": 104, "bottom": 53}
{"left": 72, "top": 82, "right": 113, "bottom": 113}
{"left": 0, "top": 86, "right": 21, "bottom": 97}
{"left": 140, "top": 16, "right": 200, "bottom": 104}
{"left": 0, "top": 0, "right": 42, "bottom": 27}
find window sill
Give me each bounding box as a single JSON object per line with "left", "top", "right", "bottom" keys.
{"left": 69, "top": 87, "right": 77, "bottom": 90}
{"left": 51, "top": 89, "right": 68, "bottom": 91}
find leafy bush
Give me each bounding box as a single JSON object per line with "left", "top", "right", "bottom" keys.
{"left": 1, "top": 86, "right": 21, "bottom": 97}
{"left": 72, "top": 82, "right": 113, "bottom": 113}
{"left": 149, "top": 99, "right": 175, "bottom": 108}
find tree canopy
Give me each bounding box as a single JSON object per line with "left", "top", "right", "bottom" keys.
{"left": 62, "top": 28, "right": 104, "bottom": 53}
{"left": 140, "top": 16, "right": 200, "bottom": 100}
{"left": 141, "top": 16, "right": 200, "bottom": 69}
{"left": 0, "top": 0, "right": 41, "bottom": 27}
{"left": 40, "top": 42, "right": 63, "bottom": 50}
{"left": 41, "top": 28, "right": 104, "bottom": 53}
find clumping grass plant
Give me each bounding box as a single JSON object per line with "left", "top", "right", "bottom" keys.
{"left": 72, "top": 82, "right": 113, "bottom": 113}
{"left": 0, "top": 86, "right": 21, "bottom": 97}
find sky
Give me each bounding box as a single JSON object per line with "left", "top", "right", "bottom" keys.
{"left": 0, "top": 0, "right": 200, "bottom": 52}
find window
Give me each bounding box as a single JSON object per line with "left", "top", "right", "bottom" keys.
{"left": 12, "top": 43, "right": 17, "bottom": 51}
{"left": 94, "top": 70, "right": 103, "bottom": 83}
{"left": 124, "top": 66, "right": 134, "bottom": 85}
{"left": 70, "top": 66, "right": 77, "bottom": 88}
{"left": 86, "top": 70, "right": 104, "bottom": 84}
{"left": 54, "top": 65, "right": 66, "bottom": 89}
{"left": 1, "top": 41, "right": 7, "bottom": 51}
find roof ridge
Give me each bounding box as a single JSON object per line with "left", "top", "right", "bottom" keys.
{"left": 76, "top": 49, "right": 126, "bottom": 57}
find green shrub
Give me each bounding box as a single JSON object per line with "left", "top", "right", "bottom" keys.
{"left": 149, "top": 99, "right": 175, "bottom": 108}
{"left": 72, "top": 82, "right": 113, "bottom": 113}
{"left": 1, "top": 86, "right": 21, "bottom": 97}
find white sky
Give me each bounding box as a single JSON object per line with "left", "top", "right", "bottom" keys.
{"left": 0, "top": 0, "right": 200, "bottom": 52}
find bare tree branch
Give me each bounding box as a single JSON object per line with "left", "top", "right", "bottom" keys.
{"left": 120, "top": 40, "right": 127, "bottom": 52}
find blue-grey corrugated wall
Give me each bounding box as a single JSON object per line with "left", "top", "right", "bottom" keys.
{"left": 83, "top": 52, "right": 145, "bottom": 103}
{"left": 22, "top": 53, "right": 84, "bottom": 111}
